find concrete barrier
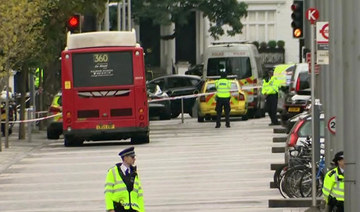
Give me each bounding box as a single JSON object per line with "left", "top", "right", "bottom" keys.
{"left": 273, "top": 136, "right": 287, "bottom": 143}
{"left": 268, "top": 198, "right": 324, "bottom": 208}
{"left": 272, "top": 146, "right": 285, "bottom": 153}
{"left": 273, "top": 128, "right": 287, "bottom": 134}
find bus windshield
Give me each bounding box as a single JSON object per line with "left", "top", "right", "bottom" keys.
{"left": 207, "top": 57, "right": 252, "bottom": 79}
{"left": 72, "top": 51, "right": 133, "bottom": 87}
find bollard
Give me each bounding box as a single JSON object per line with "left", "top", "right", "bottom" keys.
{"left": 181, "top": 98, "right": 184, "bottom": 123}
{"left": 27, "top": 107, "right": 33, "bottom": 142}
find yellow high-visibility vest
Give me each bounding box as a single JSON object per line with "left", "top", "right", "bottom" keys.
{"left": 104, "top": 165, "right": 145, "bottom": 212}
{"left": 215, "top": 78, "right": 231, "bottom": 98}
{"left": 322, "top": 167, "right": 344, "bottom": 203}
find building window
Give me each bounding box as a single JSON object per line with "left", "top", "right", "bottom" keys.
{"left": 242, "top": 10, "right": 276, "bottom": 42}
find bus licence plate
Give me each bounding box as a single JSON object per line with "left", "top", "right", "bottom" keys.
{"left": 288, "top": 107, "right": 300, "bottom": 112}
{"left": 96, "top": 124, "right": 115, "bottom": 130}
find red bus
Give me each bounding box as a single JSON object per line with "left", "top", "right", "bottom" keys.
{"left": 61, "top": 31, "right": 149, "bottom": 146}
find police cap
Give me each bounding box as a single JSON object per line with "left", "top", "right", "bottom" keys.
{"left": 119, "top": 146, "right": 136, "bottom": 158}
{"left": 332, "top": 151, "right": 344, "bottom": 165}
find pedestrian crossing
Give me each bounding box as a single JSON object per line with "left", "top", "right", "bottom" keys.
{"left": 0, "top": 116, "right": 305, "bottom": 212}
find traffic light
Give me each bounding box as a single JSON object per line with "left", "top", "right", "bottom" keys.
{"left": 291, "top": 0, "right": 304, "bottom": 39}
{"left": 67, "top": 15, "right": 80, "bottom": 33}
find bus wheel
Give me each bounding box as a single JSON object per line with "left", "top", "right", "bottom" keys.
{"left": 131, "top": 134, "right": 149, "bottom": 144}
{"left": 171, "top": 111, "right": 180, "bottom": 119}
{"left": 64, "top": 136, "right": 84, "bottom": 147}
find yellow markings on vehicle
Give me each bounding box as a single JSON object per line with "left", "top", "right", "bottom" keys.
{"left": 206, "top": 94, "right": 216, "bottom": 106}
{"left": 64, "top": 81, "right": 71, "bottom": 89}
{"left": 288, "top": 107, "right": 300, "bottom": 112}
{"left": 96, "top": 124, "right": 115, "bottom": 130}
{"left": 230, "top": 95, "right": 239, "bottom": 105}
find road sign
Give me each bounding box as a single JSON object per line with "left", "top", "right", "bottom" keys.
{"left": 306, "top": 8, "right": 319, "bottom": 24}
{"left": 316, "top": 22, "right": 329, "bottom": 64}
{"left": 328, "top": 116, "right": 336, "bottom": 134}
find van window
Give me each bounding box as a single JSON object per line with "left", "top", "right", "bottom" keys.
{"left": 207, "top": 57, "right": 252, "bottom": 79}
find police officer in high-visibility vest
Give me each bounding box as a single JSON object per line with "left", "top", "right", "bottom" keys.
{"left": 262, "top": 69, "right": 280, "bottom": 126}
{"left": 322, "top": 151, "right": 344, "bottom": 212}
{"left": 215, "top": 64, "right": 231, "bottom": 128}
{"left": 104, "top": 147, "right": 145, "bottom": 212}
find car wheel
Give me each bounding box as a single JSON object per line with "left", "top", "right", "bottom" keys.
{"left": 197, "top": 116, "right": 204, "bottom": 122}
{"left": 246, "top": 109, "right": 255, "bottom": 119}
{"left": 47, "top": 127, "right": 60, "bottom": 140}
{"left": 242, "top": 115, "right": 248, "bottom": 121}
{"left": 131, "top": 134, "right": 150, "bottom": 144}
{"left": 171, "top": 111, "right": 180, "bottom": 119}
{"left": 160, "top": 112, "right": 171, "bottom": 120}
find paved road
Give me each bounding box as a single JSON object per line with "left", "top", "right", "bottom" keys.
{"left": 0, "top": 116, "right": 305, "bottom": 212}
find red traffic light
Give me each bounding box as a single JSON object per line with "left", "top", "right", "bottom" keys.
{"left": 67, "top": 15, "right": 80, "bottom": 32}
{"left": 68, "top": 16, "right": 80, "bottom": 28}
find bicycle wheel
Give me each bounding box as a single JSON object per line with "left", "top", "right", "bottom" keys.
{"left": 281, "top": 165, "right": 310, "bottom": 198}
{"left": 273, "top": 164, "right": 288, "bottom": 188}
{"left": 278, "top": 173, "right": 291, "bottom": 198}
{"left": 300, "top": 168, "right": 325, "bottom": 197}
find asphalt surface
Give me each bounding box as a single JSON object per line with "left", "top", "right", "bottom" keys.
{"left": 0, "top": 118, "right": 308, "bottom": 212}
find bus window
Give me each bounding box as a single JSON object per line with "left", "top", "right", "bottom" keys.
{"left": 72, "top": 52, "right": 133, "bottom": 87}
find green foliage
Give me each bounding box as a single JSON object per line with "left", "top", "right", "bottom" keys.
{"left": 268, "top": 40, "right": 277, "bottom": 49}
{"left": 259, "top": 42, "right": 267, "bottom": 49}
{"left": 0, "top": 0, "right": 46, "bottom": 74}
{"left": 277, "top": 40, "right": 285, "bottom": 48}
{"left": 132, "top": 0, "right": 248, "bottom": 39}
{"left": 252, "top": 41, "right": 259, "bottom": 49}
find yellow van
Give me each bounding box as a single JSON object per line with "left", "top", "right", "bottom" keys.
{"left": 197, "top": 79, "right": 248, "bottom": 122}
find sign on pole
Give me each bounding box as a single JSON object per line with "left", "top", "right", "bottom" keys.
{"left": 316, "top": 22, "right": 329, "bottom": 65}
{"left": 306, "top": 8, "right": 319, "bottom": 24}
{"left": 328, "top": 116, "right": 336, "bottom": 134}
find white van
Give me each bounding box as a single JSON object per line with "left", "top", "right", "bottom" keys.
{"left": 202, "top": 42, "right": 265, "bottom": 118}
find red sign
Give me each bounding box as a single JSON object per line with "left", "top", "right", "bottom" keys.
{"left": 306, "top": 8, "right": 319, "bottom": 24}
{"left": 320, "top": 23, "right": 329, "bottom": 40}
{"left": 306, "top": 53, "right": 320, "bottom": 74}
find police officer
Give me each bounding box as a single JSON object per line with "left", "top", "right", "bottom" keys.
{"left": 262, "top": 69, "right": 280, "bottom": 126}
{"left": 104, "top": 147, "right": 145, "bottom": 212}
{"left": 215, "top": 64, "right": 231, "bottom": 128}
{"left": 322, "top": 151, "right": 344, "bottom": 212}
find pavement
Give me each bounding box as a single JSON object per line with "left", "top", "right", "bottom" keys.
{"left": 0, "top": 127, "right": 50, "bottom": 174}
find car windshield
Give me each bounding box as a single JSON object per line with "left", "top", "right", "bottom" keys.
{"left": 207, "top": 57, "right": 252, "bottom": 79}
{"left": 299, "top": 119, "right": 325, "bottom": 137}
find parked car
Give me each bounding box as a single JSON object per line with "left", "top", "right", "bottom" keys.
{"left": 47, "top": 92, "right": 63, "bottom": 139}
{"left": 147, "top": 75, "right": 204, "bottom": 118}
{"left": 285, "top": 112, "right": 325, "bottom": 163}
{"left": 147, "top": 84, "right": 172, "bottom": 120}
{"left": 197, "top": 78, "right": 248, "bottom": 122}
{"left": 185, "top": 64, "right": 203, "bottom": 77}
{"left": 281, "top": 66, "right": 311, "bottom": 126}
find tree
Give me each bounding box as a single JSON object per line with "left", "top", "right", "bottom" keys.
{"left": 0, "top": 0, "right": 47, "bottom": 139}
{"left": 132, "top": 0, "right": 248, "bottom": 39}
{"left": 0, "top": 0, "right": 107, "bottom": 139}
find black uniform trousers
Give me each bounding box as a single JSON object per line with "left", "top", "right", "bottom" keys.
{"left": 216, "top": 97, "right": 231, "bottom": 127}
{"left": 266, "top": 93, "right": 279, "bottom": 124}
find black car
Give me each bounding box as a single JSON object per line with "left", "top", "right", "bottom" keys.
{"left": 147, "top": 84, "right": 172, "bottom": 120}
{"left": 281, "top": 71, "right": 311, "bottom": 127}
{"left": 147, "top": 75, "right": 204, "bottom": 118}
